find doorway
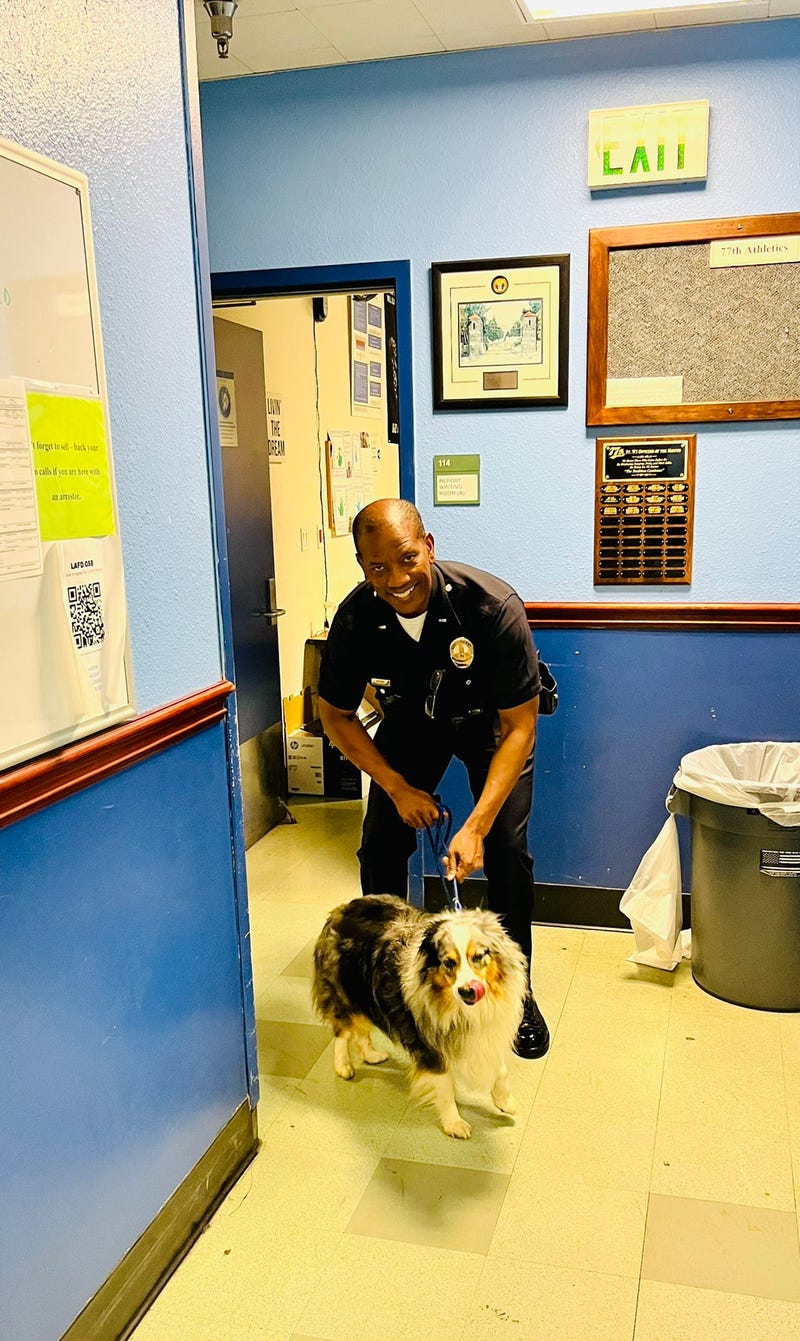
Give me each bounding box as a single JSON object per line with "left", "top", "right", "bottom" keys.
{"left": 209, "top": 263, "right": 416, "bottom": 859}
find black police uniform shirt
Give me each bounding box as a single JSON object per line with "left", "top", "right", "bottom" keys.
{"left": 318, "top": 560, "right": 542, "bottom": 735}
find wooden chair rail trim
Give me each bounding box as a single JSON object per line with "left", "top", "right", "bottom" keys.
{"left": 525, "top": 603, "right": 800, "bottom": 630}
{"left": 0, "top": 681, "right": 234, "bottom": 832}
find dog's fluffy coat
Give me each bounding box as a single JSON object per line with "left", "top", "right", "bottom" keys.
{"left": 312, "top": 894, "right": 528, "bottom": 1138}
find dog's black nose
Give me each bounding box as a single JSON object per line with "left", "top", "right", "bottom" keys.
{"left": 458, "top": 984, "right": 477, "bottom": 1004}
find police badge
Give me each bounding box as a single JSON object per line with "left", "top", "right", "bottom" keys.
{"left": 449, "top": 637, "right": 474, "bottom": 668}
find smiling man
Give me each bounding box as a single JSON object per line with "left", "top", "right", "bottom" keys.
{"left": 318, "top": 497, "right": 549, "bottom": 1059}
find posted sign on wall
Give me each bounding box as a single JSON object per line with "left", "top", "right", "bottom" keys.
{"left": 433, "top": 454, "right": 480, "bottom": 506}
{"left": 0, "top": 136, "right": 134, "bottom": 771}
{"left": 588, "top": 100, "right": 709, "bottom": 190}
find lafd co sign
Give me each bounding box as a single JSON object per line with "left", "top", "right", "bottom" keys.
{"left": 588, "top": 100, "right": 709, "bottom": 190}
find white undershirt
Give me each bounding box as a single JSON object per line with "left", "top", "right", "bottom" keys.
{"left": 396, "top": 610, "right": 427, "bottom": 642}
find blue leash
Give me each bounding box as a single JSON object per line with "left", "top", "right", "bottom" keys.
{"left": 425, "top": 799, "right": 462, "bottom": 913}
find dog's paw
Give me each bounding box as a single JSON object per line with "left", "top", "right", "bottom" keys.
{"left": 362, "top": 1046, "right": 389, "bottom": 1065}
{"left": 333, "top": 1037, "right": 355, "bottom": 1079}
{"left": 491, "top": 1068, "right": 516, "bottom": 1115}
{"left": 443, "top": 1116, "right": 472, "bottom": 1140}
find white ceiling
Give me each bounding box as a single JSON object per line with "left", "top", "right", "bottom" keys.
{"left": 194, "top": 0, "right": 800, "bottom": 80}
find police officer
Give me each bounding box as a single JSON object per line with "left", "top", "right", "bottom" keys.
{"left": 318, "top": 497, "right": 549, "bottom": 1059}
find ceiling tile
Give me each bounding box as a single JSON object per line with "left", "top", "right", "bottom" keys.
{"left": 412, "top": 0, "right": 525, "bottom": 26}
{"left": 221, "top": 0, "right": 298, "bottom": 14}
{"left": 250, "top": 47, "right": 348, "bottom": 71}
{"left": 195, "top": 0, "right": 794, "bottom": 77}
{"left": 193, "top": 0, "right": 296, "bottom": 17}
{"left": 301, "top": 0, "right": 444, "bottom": 60}
{"left": 232, "top": 10, "right": 339, "bottom": 61}
{"left": 436, "top": 23, "right": 549, "bottom": 49}
{"left": 196, "top": 46, "right": 254, "bottom": 80}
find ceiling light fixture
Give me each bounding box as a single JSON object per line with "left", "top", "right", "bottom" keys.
{"left": 203, "top": 1, "right": 238, "bottom": 59}
{"left": 517, "top": 0, "right": 740, "bottom": 18}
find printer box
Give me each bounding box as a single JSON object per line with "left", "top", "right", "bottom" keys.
{"left": 285, "top": 728, "right": 325, "bottom": 795}
{"left": 283, "top": 692, "right": 377, "bottom": 799}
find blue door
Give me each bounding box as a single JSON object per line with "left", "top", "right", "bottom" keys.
{"left": 213, "top": 316, "right": 282, "bottom": 838}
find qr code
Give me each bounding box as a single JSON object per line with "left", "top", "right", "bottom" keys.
{"left": 68, "top": 582, "right": 105, "bottom": 650}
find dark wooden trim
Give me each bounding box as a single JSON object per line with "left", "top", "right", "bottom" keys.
{"left": 524, "top": 602, "right": 800, "bottom": 631}
{"left": 62, "top": 1100, "right": 258, "bottom": 1341}
{"left": 0, "top": 680, "right": 235, "bottom": 831}
{"left": 587, "top": 211, "right": 800, "bottom": 426}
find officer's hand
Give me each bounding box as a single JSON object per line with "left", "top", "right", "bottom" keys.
{"left": 391, "top": 783, "right": 440, "bottom": 829}
{"left": 444, "top": 825, "right": 485, "bottom": 883}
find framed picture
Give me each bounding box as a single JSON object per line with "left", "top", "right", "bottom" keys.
{"left": 587, "top": 212, "right": 800, "bottom": 425}
{"left": 431, "top": 255, "right": 570, "bottom": 411}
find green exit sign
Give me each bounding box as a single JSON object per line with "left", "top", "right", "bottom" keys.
{"left": 433, "top": 454, "right": 480, "bottom": 507}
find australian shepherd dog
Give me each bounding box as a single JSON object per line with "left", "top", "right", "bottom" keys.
{"left": 312, "top": 894, "right": 528, "bottom": 1139}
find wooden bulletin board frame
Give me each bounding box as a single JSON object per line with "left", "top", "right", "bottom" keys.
{"left": 587, "top": 212, "right": 800, "bottom": 426}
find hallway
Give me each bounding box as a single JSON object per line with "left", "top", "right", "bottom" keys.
{"left": 130, "top": 799, "right": 800, "bottom": 1341}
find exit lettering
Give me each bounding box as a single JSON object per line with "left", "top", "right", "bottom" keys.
{"left": 603, "top": 132, "right": 686, "bottom": 179}
{"left": 589, "top": 101, "right": 708, "bottom": 191}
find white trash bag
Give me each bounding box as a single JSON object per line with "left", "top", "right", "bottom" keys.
{"left": 674, "top": 741, "right": 800, "bottom": 827}
{"left": 620, "top": 741, "right": 800, "bottom": 972}
{"left": 620, "top": 816, "right": 690, "bottom": 970}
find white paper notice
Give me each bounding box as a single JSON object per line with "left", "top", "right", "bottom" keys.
{"left": 606, "top": 376, "right": 684, "bottom": 407}
{"left": 709, "top": 235, "right": 800, "bottom": 268}
{"left": 216, "top": 371, "right": 239, "bottom": 447}
{"left": 61, "top": 537, "right": 106, "bottom": 696}
{"left": 0, "top": 377, "right": 43, "bottom": 581}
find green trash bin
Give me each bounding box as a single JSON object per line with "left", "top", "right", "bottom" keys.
{"left": 668, "top": 785, "right": 800, "bottom": 1010}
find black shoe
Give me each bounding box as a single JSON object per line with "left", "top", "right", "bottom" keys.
{"left": 513, "top": 995, "right": 550, "bottom": 1059}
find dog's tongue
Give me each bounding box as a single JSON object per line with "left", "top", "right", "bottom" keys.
{"left": 468, "top": 978, "right": 485, "bottom": 1002}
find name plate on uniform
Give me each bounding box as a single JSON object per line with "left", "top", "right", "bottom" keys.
{"left": 594, "top": 436, "right": 696, "bottom": 586}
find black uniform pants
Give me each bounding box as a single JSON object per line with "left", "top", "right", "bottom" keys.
{"left": 357, "top": 715, "right": 536, "bottom": 972}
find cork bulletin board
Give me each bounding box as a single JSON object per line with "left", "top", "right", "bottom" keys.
{"left": 587, "top": 212, "right": 800, "bottom": 425}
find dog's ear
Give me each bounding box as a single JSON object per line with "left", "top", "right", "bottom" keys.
{"left": 420, "top": 918, "right": 455, "bottom": 970}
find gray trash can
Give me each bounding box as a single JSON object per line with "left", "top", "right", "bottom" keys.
{"left": 668, "top": 786, "right": 800, "bottom": 1010}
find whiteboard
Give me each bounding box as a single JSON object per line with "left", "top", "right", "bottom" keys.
{"left": 0, "top": 138, "right": 135, "bottom": 771}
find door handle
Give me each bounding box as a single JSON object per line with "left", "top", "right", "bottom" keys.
{"left": 250, "top": 577, "right": 285, "bottom": 625}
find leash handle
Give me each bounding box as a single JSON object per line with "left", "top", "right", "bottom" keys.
{"left": 425, "top": 799, "right": 463, "bottom": 914}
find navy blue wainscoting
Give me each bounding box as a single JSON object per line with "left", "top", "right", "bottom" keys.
{"left": 0, "top": 724, "right": 250, "bottom": 1341}
{"left": 426, "top": 629, "right": 800, "bottom": 898}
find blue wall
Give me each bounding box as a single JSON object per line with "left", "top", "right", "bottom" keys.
{"left": 439, "top": 628, "right": 800, "bottom": 890}
{"left": 3, "top": 1, "right": 222, "bottom": 709}
{"left": 1, "top": 4, "right": 253, "bottom": 1338}
{"left": 0, "top": 729, "right": 248, "bottom": 1341}
{"left": 201, "top": 21, "right": 800, "bottom": 892}
{"left": 200, "top": 20, "right": 800, "bottom": 602}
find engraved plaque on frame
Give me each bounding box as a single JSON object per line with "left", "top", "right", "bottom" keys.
{"left": 594, "top": 436, "right": 696, "bottom": 586}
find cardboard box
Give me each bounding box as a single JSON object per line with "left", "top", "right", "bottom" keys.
{"left": 283, "top": 694, "right": 378, "bottom": 799}
{"left": 286, "top": 727, "right": 324, "bottom": 795}
{"left": 323, "top": 735, "right": 369, "bottom": 799}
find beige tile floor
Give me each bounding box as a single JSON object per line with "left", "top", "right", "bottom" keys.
{"left": 131, "top": 797, "right": 800, "bottom": 1341}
